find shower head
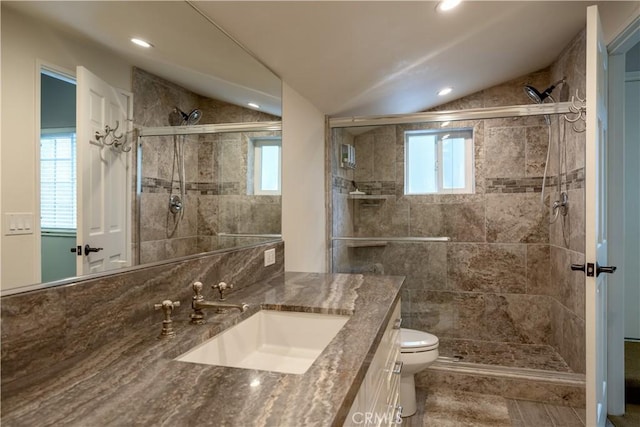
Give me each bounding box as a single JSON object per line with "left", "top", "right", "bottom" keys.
{"left": 186, "top": 109, "right": 202, "bottom": 125}
{"left": 523, "top": 78, "right": 566, "bottom": 104}
{"left": 170, "top": 107, "right": 203, "bottom": 126}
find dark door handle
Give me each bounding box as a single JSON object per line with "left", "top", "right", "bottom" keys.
{"left": 596, "top": 265, "right": 617, "bottom": 276}
{"left": 84, "top": 244, "right": 103, "bottom": 254}
{"left": 70, "top": 245, "right": 82, "bottom": 256}
{"left": 571, "top": 263, "right": 617, "bottom": 277}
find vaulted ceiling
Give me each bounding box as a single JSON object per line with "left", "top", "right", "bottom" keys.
{"left": 196, "top": 1, "right": 640, "bottom": 117}
{"left": 5, "top": 1, "right": 639, "bottom": 118}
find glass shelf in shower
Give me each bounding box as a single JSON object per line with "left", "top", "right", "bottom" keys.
{"left": 346, "top": 194, "right": 393, "bottom": 200}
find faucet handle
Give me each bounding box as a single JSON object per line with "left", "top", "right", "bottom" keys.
{"left": 212, "top": 281, "right": 234, "bottom": 300}
{"left": 192, "top": 281, "right": 205, "bottom": 301}
{"left": 154, "top": 300, "right": 180, "bottom": 339}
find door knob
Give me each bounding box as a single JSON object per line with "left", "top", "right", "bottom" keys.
{"left": 84, "top": 244, "right": 103, "bottom": 254}
{"left": 570, "top": 264, "right": 585, "bottom": 272}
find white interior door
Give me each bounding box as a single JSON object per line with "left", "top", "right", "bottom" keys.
{"left": 585, "top": 5, "right": 617, "bottom": 426}
{"left": 76, "top": 66, "right": 132, "bottom": 275}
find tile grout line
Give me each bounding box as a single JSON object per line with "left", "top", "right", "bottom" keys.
{"left": 513, "top": 400, "right": 527, "bottom": 426}
{"left": 542, "top": 403, "right": 558, "bottom": 427}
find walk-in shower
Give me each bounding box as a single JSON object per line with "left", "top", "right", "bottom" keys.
{"left": 524, "top": 78, "right": 569, "bottom": 224}
{"left": 329, "top": 86, "right": 587, "bottom": 406}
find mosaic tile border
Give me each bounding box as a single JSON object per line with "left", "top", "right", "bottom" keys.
{"left": 141, "top": 178, "right": 242, "bottom": 195}
{"left": 485, "top": 168, "right": 584, "bottom": 194}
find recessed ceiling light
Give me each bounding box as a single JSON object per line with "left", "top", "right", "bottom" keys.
{"left": 131, "top": 38, "right": 153, "bottom": 48}
{"left": 437, "top": 0, "right": 462, "bottom": 12}
{"left": 441, "top": 121, "right": 450, "bottom": 127}
{"left": 438, "top": 87, "right": 453, "bottom": 96}
{"left": 248, "top": 102, "right": 260, "bottom": 109}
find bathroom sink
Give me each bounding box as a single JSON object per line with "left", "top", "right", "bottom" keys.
{"left": 175, "top": 310, "right": 349, "bottom": 374}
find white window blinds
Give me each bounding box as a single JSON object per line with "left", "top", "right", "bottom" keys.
{"left": 40, "top": 131, "right": 77, "bottom": 230}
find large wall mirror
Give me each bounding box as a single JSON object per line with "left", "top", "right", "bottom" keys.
{"left": 1, "top": 1, "right": 282, "bottom": 293}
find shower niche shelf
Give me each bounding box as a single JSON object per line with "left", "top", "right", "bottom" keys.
{"left": 347, "top": 194, "right": 392, "bottom": 206}
{"left": 347, "top": 194, "right": 392, "bottom": 200}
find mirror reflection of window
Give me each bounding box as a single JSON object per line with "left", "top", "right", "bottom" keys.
{"left": 250, "top": 137, "right": 282, "bottom": 195}
{"left": 40, "top": 131, "right": 77, "bottom": 230}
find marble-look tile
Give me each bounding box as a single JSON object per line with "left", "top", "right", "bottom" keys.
{"left": 438, "top": 338, "right": 572, "bottom": 371}
{"left": 447, "top": 243, "right": 526, "bottom": 293}
{"left": 1, "top": 242, "right": 285, "bottom": 392}
{"left": 551, "top": 246, "right": 585, "bottom": 317}
{"left": 567, "top": 187, "right": 585, "bottom": 254}
{"left": 526, "top": 126, "right": 549, "bottom": 176}
{"left": 502, "top": 378, "right": 585, "bottom": 407}
{"left": 486, "top": 193, "right": 549, "bottom": 243}
{"left": 408, "top": 290, "right": 457, "bottom": 337}
{"left": 561, "top": 310, "right": 586, "bottom": 374}
{"left": 354, "top": 133, "right": 374, "bottom": 182}
{"left": 0, "top": 289, "right": 68, "bottom": 384}
{"left": 197, "top": 195, "right": 218, "bottom": 236}
{"left": 526, "top": 244, "right": 551, "bottom": 295}
{"left": 455, "top": 292, "right": 488, "bottom": 340}
{"left": 409, "top": 202, "right": 485, "bottom": 242}
{"left": 372, "top": 126, "right": 396, "bottom": 182}
{"left": 139, "top": 193, "right": 171, "bottom": 242}
{"left": 197, "top": 137, "right": 215, "bottom": 183}
{"left": 549, "top": 298, "right": 565, "bottom": 355}
{"left": 139, "top": 239, "right": 168, "bottom": 264}
{"left": 354, "top": 197, "right": 409, "bottom": 236}
{"left": 423, "top": 390, "right": 512, "bottom": 427}
{"left": 381, "top": 242, "right": 448, "bottom": 291}
{"left": 485, "top": 127, "right": 526, "bottom": 178}
{"left": 416, "top": 370, "right": 505, "bottom": 397}
{"left": 484, "top": 294, "right": 552, "bottom": 344}
{"left": 482, "top": 70, "right": 550, "bottom": 108}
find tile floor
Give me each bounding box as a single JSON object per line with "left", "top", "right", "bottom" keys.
{"left": 403, "top": 388, "right": 586, "bottom": 427}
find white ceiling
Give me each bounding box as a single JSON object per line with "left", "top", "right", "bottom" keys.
{"left": 197, "top": 0, "right": 640, "bottom": 117}
{"left": 5, "top": 1, "right": 639, "bottom": 119}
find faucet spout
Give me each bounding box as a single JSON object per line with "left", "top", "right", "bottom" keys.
{"left": 193, "top": 300, "right": 248, "bottom": 312}
{"left": 189, "top": 281, "right": 248, "bottom": 324}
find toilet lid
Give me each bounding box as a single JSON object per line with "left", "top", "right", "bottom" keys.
{"left": 400, "top": 328, "right": 439, "bottom": 351}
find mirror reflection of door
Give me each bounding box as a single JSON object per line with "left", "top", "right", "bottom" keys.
{"left": 76, "top": 66, "right": 132, "bottom": 276}
{"left": 39, "top": 68, "right": 77, "bottom": 282}
{"left": 39, "top": 65, "right": 133, "bottom": 281}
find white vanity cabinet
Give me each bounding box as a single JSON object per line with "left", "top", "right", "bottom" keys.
{"left": 345, "top": 299, "right": 402, "bottom": 427}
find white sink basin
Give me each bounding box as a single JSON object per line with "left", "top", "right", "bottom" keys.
{"left": 175, "top": 310, "right": 349, "bottom": 374}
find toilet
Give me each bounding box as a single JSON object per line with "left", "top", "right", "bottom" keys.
{"left": 399, "top": 328, "right": 439, "bottom": 417}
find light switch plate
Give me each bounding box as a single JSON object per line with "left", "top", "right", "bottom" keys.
{"left": 264, "top": 248, "right": 276, "bottom": 266}
{"left": 5, "top": 213, "right": 34, "bottom": 235}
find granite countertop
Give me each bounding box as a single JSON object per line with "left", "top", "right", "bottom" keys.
{"left": 1, "top": 272, "right": 403, "bottom": 427}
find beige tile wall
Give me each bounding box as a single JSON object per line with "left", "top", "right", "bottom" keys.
{"left": 331, "top": 29, "right": 587, "bottom": 373}
{"left": 133, "top": 68, "right": 281, "bottom": 264}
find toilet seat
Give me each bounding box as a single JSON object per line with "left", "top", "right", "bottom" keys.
{"left": 400, "top": 328, "right": 439, "bottom": 353}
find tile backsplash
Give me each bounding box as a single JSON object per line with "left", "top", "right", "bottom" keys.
{"left": 1, "top": 241, "right": 284, "bottom": 387}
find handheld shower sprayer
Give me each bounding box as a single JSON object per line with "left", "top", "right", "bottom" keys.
{"left": 523, "top": 78, "right": 566, "bottom": 104}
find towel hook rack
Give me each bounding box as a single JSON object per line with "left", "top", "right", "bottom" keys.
{"left": 563, "top": 90, "right": 586, "bottom": 133}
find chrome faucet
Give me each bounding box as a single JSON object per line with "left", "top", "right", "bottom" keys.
{"left": 189, "top": 281, "right": 248, "bottom": 324}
